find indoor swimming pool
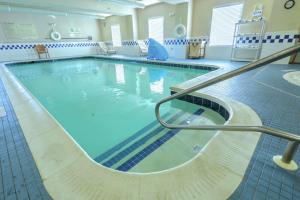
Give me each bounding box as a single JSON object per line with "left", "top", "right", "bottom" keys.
{"left": 8, "top": 58, "right": 225, "bottom": 173}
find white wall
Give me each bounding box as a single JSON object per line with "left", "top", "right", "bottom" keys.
{"left": 0, "top": 12, "right": 103, "bottom": 62}
{"left": 1, "top": 0, "right": 299, "bottom": 62}
{"left": 0, "top": 12, "right": 102, "bottom": 43}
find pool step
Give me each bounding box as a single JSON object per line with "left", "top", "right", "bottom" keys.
{"left": 101, "top": 111, "right": 186, "bottom": 168}
{"left": 116, "top": 108, "right": 204, "bottom": 172}
{"left": 94, "top": 108, "right": 204, "bottom": 171}
{"left": 94, "top": 112, "right": 173, "bottom": 163}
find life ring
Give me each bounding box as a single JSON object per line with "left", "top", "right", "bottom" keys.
{"left": 174, "top": 24, "right": 186, "bottom": 38}
{"left": 50, "top": 31, "right": 61, "bottom": 41}
{"left": 284, "top": 0, "right": 295, "bottom": 9}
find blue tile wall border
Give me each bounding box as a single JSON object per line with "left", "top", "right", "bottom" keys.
{"left": 236, "top": 34, "right": 299, "bottom": 44}
{"left": 105, "top": 33, "right": 299, "bottom": 47}
{"left": 1, "top": 32, "right": 298, "bottom": 52}
{"left": 0, "top": 42, "right": 99, "bottom": 50}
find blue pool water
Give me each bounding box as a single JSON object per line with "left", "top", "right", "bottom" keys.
{"left": 9, "top": 58, "right": 225, "bottom": 172}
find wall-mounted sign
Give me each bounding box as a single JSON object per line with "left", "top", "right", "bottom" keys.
{"left": 252, "top": 4, "right": 264, "bottom": 20}
{"left": 2, "top": 23, "right": 39, "bottom": 40}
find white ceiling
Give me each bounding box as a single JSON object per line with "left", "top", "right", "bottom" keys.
{"left": 0, "top": 0, "right": 188, "bottom": 18}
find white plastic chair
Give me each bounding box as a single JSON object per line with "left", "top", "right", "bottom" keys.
{"left": 137, "top": 40, "right": 148, "bottom": 56}
{"left": 98, "top": 42, "right": 117, "bottom": 55}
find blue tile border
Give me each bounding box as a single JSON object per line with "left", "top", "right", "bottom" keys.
{"left": 6, "top": 56, "right": 219, "bottom": 71}
{"left": 108, "top": 33, "right": 300, "bottom": 47}
{"left": 236, "top": 34, "right": 300, "bottom": 44}
{"left": 94, "top": 112, "right": 171, "bottom": 163}
{"left": 93, "top": 57, "right": 218, "bottom": 71}
{"left": 0, "top": 42, "right": 99, "bottom": 50}
{"left": 0, "top": 32, "right": 298, "bottom": 53}
{"left": 116, "top": 108, "right": 205, "bottom": 172}
{"left": 101, "top": 111, "right": 185, "bottom": 168}
{"left": 106, "top": 33, "right": 299, "bottom": 47}
{"left": 171, "top": 91, "right": 230, "bottom": 121}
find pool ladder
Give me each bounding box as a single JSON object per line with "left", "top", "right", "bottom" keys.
{"left": 155, "top": 44, "right": 300, "bottom": 171}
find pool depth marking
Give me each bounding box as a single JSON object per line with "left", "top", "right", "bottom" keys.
{"left": 94, "top": 112, "right": 171, "bottom": 163}
{"left": 102, "top": 110, "right": 186, "bottom": 168}
{"left": 116, "top": 108, "right": 204, "bottom": 171}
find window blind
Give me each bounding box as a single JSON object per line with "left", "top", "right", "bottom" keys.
{"left": 148, "top": 17, "right": 164, "bottom": 44}
{"left": 209, "top": 4, "right": 243, "bottom": 46}
{"left": 111, "top": 24, "right": 122, "bottom": 47}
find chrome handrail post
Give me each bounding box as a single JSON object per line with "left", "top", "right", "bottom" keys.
{"left": 273, "top": 141, "right": 299, "bottom": 171}
{"left": 282, "top": 142, "right": 299, "bottom": 163}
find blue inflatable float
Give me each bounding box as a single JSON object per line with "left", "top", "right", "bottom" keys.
{"left": 147, "top": 38, "right": 169, "bottom": 61}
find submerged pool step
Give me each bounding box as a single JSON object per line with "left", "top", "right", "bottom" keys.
{"left": 116, "top": 108, "right": 204, "bottom": 172}
{"left": 101, "top": 111, "right": 186, "bottom": 168}
{"left": 94, "top": 112, "right": 172, "bottom": 163}
{"left": 106, "top": 115, "right": 190, "bottom": 169}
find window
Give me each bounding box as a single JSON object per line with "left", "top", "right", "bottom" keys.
{"left": 111, "top": 24, "right": 122, "bottom": 47}
{"left": 209, "top": 4, "right": 243, "bottom": 46}
{"left": 148, "top": 17, "right": 164, "bottom": 44}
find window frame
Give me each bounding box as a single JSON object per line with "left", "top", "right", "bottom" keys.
{"left": 148, "top": 16, "right": 164, "bottom": 44}
{"left": 209, "top": 3, "right": 244, "bottom": 47}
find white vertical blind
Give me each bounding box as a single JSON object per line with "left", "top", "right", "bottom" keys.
{"left": 148, "top": 17, "right": 164, "bottom": 44}
{"left": 209, "top": 4, "right": 243, "bottom": 46}
{"left": 111, "top": 24, "right": 122, "bottom": 47}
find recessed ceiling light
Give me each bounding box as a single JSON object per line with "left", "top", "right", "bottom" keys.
{"left": 141, "top": 0, "right": 160, "bottom": 6}
{"left": 98, "top": 0, "right": 145, "bottom": 9}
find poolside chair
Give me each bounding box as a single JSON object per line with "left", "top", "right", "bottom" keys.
{"left": 97, "top": 42, "right": 117, "bottom": 55}
{"left": 188, "top": 40, "right": 207, "bottom": 59}
{"left": 35, "top": 44, "right": 50, "bottom": 59}
{"left": 137, "top": 40, "right": 148, "bottom": 56}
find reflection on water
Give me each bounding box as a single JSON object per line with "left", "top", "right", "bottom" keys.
{"left": 150, "top": 78, "right": 164, "bottom": 94}
{"left": 115, "top": 64, "right": 125, "bottom": 84}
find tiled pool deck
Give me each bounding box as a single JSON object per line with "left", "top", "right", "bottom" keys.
{"left": 0, "top": 56, "right": 300, "bottom": 199}
{"left": 0, "top": 79, "right": 51, "bottom": 199}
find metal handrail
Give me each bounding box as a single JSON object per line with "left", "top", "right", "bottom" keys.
{"left": 155, "top": 44, "right": 300, "bottom": 169}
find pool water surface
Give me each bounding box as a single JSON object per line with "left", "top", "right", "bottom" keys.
{"left": 9, "top": 58, "right": 225, "bottom": 172}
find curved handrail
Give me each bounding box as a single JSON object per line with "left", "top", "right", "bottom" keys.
{"left": 155, "top": 44, "right": 300, "bottom": 142}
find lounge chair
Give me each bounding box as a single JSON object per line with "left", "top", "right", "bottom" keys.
{"left": 137, "top": 40, "right": 148, "bottom": 56}
{"left": 97, "top": 42, "right": 117, "bottom": 55}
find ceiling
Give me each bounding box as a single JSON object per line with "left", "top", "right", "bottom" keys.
{"left": 0, "top": 0, "right": 188, "bottom": 19}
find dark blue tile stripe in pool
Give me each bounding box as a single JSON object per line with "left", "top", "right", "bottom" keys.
{"left": 102, "top": 110, "right": 187, "bottom": 168}
{"left": 7, "top": 56, "right": 219, "bottom": 71}
{"left": 171, "top": 91, "right": 230, "bottom": 121}
{"left": 117, "top": 108, "right": 204, "bottom": 172}
{"left": 94, "top": 112, "right": 171, "bottom": 163}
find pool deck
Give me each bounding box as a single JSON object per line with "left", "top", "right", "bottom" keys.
{"left": 1, "top": 55, "right": 300, "bottom": 199}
